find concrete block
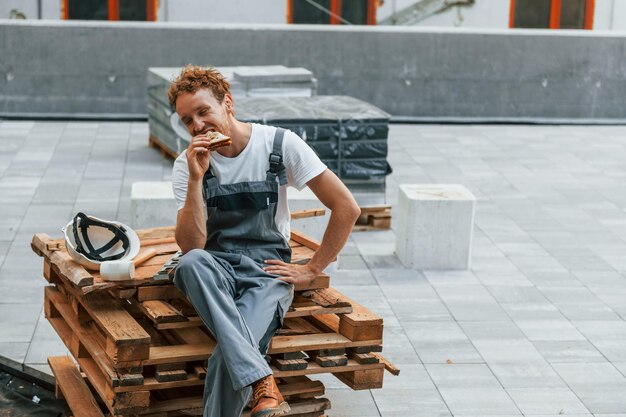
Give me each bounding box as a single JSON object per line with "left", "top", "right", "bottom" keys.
{"left": 396, "top": 184, "right": 476, "bottom": 270}
{"left": 130, "top": 182, "right": 177, "bottom": 229}
{"left": 287, "top": 186, "right": 329, "bottom": 242}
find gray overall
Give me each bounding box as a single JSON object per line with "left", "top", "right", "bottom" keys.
{"left": 173, "top": 128, "right": 294, "bottom": 417}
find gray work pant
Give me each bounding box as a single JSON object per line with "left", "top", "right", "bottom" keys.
{"left": 173, "top": 249, "right": 294, "bottom": 417}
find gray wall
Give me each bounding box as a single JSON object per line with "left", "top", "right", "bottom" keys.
{"left": 1, "top": 20, "right": 626, "bottom": 121}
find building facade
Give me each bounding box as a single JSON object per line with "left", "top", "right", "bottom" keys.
{"left": 1, "top": 0, "right": 625, "bottom": 30}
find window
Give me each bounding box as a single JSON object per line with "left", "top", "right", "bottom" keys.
{"left": 62, "top": 0, "right": 157, "bottom": 21}
{"left": 288, "top": 0, "right": 377, "bottom": 25}
{"left": 510, "top": 0, "right": 594, "bottom": 29}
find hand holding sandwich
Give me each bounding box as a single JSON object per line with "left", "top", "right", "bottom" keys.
{"left": 187, "top": 132, "right": 232, "bottom": 182}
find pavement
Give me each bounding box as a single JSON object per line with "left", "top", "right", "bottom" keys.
{"left": 1, "top": 120, "right": 626, "bottom": 416}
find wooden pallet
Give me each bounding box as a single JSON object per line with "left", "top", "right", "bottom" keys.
{"left": 49, "top": 355, "right": 329, "bottom": 417}
{"left": 36, "top": 225, "right": 395, "bottom": 415}
{"left": 353, "top": 205, "right": 392, "bottom": 231}
{"left": 32, "top": 228, "right": 325, "bottom": 293}
{"left": 149, "top": 134, "right": 179, "bottom": 161}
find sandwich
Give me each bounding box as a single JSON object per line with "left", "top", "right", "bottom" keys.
{"left": 206, "top": 131, "right": 232, "bottom": 150}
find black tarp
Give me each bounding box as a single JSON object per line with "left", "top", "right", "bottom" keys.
{"left": 0, "top": 371, "right": 70, "bottom": 417}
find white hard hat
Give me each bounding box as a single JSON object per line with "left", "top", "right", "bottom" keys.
{"left": 63, "top": 213, "right": 140, "bottom": 271}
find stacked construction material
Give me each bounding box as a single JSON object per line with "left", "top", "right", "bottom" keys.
{"left": 32, "top": 225, "right": 397, "bottom": 417}
{"left": 147, "top": 66, "right": 317, "bottom": 158}
{"left": 234, "top": 95, "right": 391, "bottom": 199}
{"left": 147, "top": 67, "right": 392, "bottom": 203}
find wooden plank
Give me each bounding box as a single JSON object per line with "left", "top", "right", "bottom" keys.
{"left": 137, "top": 285, "right": 184, "bottom": 302}
{"left": 348, "top": 351, "right": 380, "bottom": 365}
{"left": 334, "top": 367, "right": 384, "bottom": 390}
{"left": 270, "top": 357, "right": 308, "bottom": 371}
{"left": 269, "top": 333, "right": 382, "bottom": 354}
{"left": 294, "top": 273, "right": 330, "bottom": 291}
{"left": 308, "top": 311, "right": 383, "bottom": 342}
{"left": 45, "top": 287, "right": 144, "bottom": 385}
{"left": 350, "top": 344, "right": 382, "bottom": 354}
{"left": 78, "top": 291, "right": 152, "bottom": 363}
{"left": 32, "top": 234, "right": 94, "bottom": 287}
{"left": 139, "top": 300, "right": 187, "bottom": 324}
{"left": 272, "top": 359, "right": 384, "bottom": 379}
{"left": 290, "top": 208, "right": 326, "bottom": 220}
{"left": 146, "top": 343, "right": 215, "bottom": 366}
{"left": 306, "top": 288, "right": 383, "bottom": 341}
{"left": 155, "top": 369, "right": 188, "bottom": 383}
{"left": 156, "top": 316, "right": 202, "bottom": 330}
{"left": 290, "top": 245, "right": 315, "bottom": 264}
{"left": 150, "top": 134, "right": 179, "bottom": 160}
{"left": 48, "top": 356, "right": 105, "bottom": 417}
{"left": 283, "top": 317, "right": 323, "bottom": 335}
{"left": 242, "top": 397, "right": 330, "bottom": 417}
{"left": 278, "top": 376, "right": 324, "bottom": 399}
{"left": 372, "top": 352, "right": 400, "bottom": 376}
{"left": 290, "top": 230, "right": 320, "bottom": 251}
{"left": 298, "top": 289, "right": 352, "bottom": 309}
{"left": 354, "top": 205, "right": 392, "bottom": 231}
{"left": 312, "top": 355, "right": 348, "bottom": 367}
{"left": 317, "top": 288, "right": 381, "bottom": 328}
{"left": 45, "top": 298, "right": 149, "bottom": 413}
{"left": 193, "top": 366, "right": 207, "bottom": 380}
{"left": 170, "top": 327, "right": 213, "bottom": 345}
{"left": 285, "top": 304, "right": 351, "bottom": 318}
{"left": 79, "top": 356, "right": 150, "bottom": 413}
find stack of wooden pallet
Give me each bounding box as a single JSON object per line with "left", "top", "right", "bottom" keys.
{"left": 31, "top": 225, "right": 397, "bottom": 417}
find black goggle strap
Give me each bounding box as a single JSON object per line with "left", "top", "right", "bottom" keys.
{"left": 72, "top": 213, "right": 130, "bottom": 262}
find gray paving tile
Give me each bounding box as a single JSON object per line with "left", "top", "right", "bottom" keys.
{"left": 0, "top": 303, "right": 41, "bottom": 343}
{"left": 24, "top": 314, "right": 69, "bottom": 365}
{"left": 379, "top": 363, "right": 437, "bottom": 390}
{"left": 532, "top": 340, "right": 606, "bottom": 363}
{"left": 337, "top": 255, "right": 368, "bottom": 270}
{"left": 523, "top": 270, "right": 584, "bottom": 288}
{"left": 371, "top": 388, "right": 451, "bottom": 417}
{"left": 378, "top": 326, "right": 421, "bottom": 365}
{"left": 423, "top": 270, "right": 482, "bottom": 286}
{"left": 589, "top": 340, "right": 626, "bottom": 362}
{"left": 393, "top": 299, "right": 452, "bottom": 322}
{"left": 0, "top": 342, "right": 30, "bottom": 363}
{"left": 426, "top": 363, "right": 502, "bottom": 388}
{"left": 0, "top": 273, "right": 46, "bottom": 304}
{"left": 552, "top": 363, "right": 626, "bottom": 414}
{"left": 405, "top": 322, "right": 483, "bottom": 364}
{"left": 324, "top": 389, "right": 381, "bottom": 417}
{"left": 500, "top": 302, "right": 566, "bottom": 320}
{"left": 554, "top": 302, "right": 621, "bottom": 320}
{"left": 505, "top": 387, "right": 590, "bottom": 415}
{"left": 471, "top": 339, "right": 547, "bottom": 364}
{"left": 3, "top": 122, "right": 626, "bottom": 416}
{"left": 327, "top": 269, "right": 377, "bottom": 286}
{"left": 433, "top": 284, "right": 510, "bottom": 321}
{"left": 459, "top": 321, "right": 526, "bottom": 341}
{"left": 573, "top": 321, "right": 626, "bottom": 341}
{"left": 486, "top": 286, "right": 548, "bottom": 303}
{"left": 434, "top": 386, "right": 520, "bottom": 415}
{"left": 488, "top": 362, "right": 568, "bottom": 389}
{"left": 515, "top": 320, "right": 587, "bottom": 342}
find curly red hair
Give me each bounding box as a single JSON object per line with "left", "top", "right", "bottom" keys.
{"left": 167, "top": 65, "right": 231, "bottom": 109}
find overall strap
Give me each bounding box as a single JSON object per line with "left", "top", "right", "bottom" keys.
{"left": 266, "top": 128, "right": 288, "bottom": 185}
{"left": 202, "top": 168, "right": 217, "bottom": 200}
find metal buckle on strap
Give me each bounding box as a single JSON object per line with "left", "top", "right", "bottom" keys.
{"left": 269, "top": 153, "right": 282, "bottom": 172}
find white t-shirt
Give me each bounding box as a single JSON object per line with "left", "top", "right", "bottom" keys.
{"left": 172, "top": 123, "right": 327, "bottom": 241}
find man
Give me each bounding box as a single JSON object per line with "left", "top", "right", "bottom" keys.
{"left": 169, "top": 65, "right": 360, "bottom": 417}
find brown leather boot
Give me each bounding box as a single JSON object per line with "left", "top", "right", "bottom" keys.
{"left": 250, "top": 375, "right": 290, "bottom": 417}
